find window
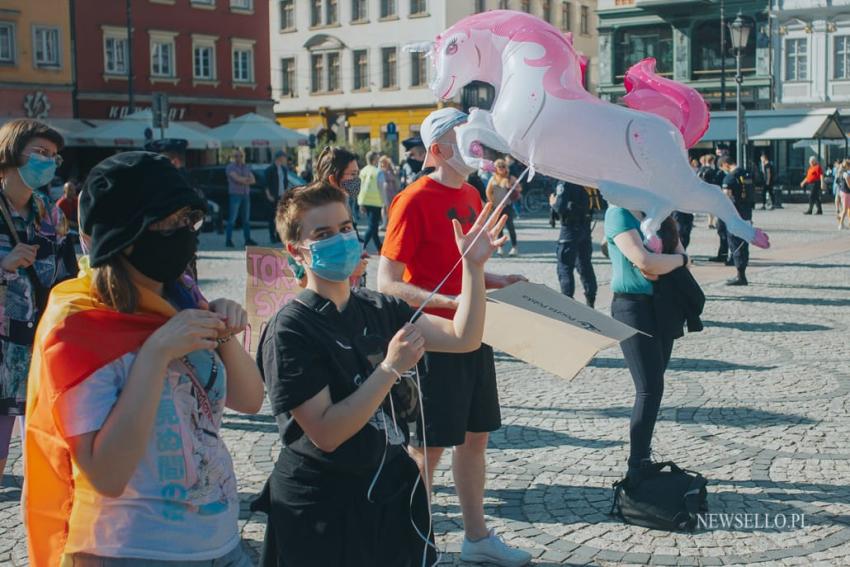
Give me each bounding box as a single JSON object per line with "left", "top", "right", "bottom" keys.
{"left": 193, "top": 38, "right": 216, "bottom": 80}
{"left": 232, "top": 42, "right": 254, "bottom": 82}
{"left": 561, "top": 2, "right": 571, "bottom": 32}
{"left": 835, "top": 36, "right": 850, "bottom": 79}
{"left": 499, "top": 0, "right": 509, "bottom": 8}
{"left": 410, "top": 0, "right": 427, "bottom": 16}
{"left": 353, "top": 49, "right": 368, "bottom": 90}
{"left": 382, "top": 46, "right": 397, "bottom": 88}
{"left": 580, "top": 5, "right": 589, "bottom": 35}
{"left": 381, "top": 0, "right": 397, "bottom": 19}
{"left": 327, "top": 0, "right": 338, "bottom": 24}
{"left": 411, "top": 50, "right": 427, "bottom": 87}
{"left": 352, "top": 0, "right": 367, "bottom": 21}
{"left": 311, "top": 53, "right": 324, "bottom": 92}
{"left": 691, "top": 19, "right": 755, "bottom": 80}
{"left": 327, "top": 51, "right": 340, "bottom": 90}
{"left": 103, "top": 28, "right": 128, "bottom": 75}
{"left": 475, "top": 0, "right": 485, "bottom": 13}
{"left": 280, "top": 0, "right": 296, "bottom": 30}
{"left": 0, "top": 22, "right": 14, "bottom": 64}
{"left": 230, "top": 0, "right": 252, "bottom": 10}
{"left": 521, "top": 0, "right": 530, "bottom": 13}
{"left": 281, "top": 57, "right": 296, "bottom": 95}
{"left": 615, "top": 25, "right": 673, "bottom": 81}
{"left": 191, "top": 0, "right": 215, "bottom": 5}
{"left": 542, "top": 1, "right": 551, "bottom": 23}
{"left": 150, "top": 34, "right": 176, "bottom": 77}
{"left": 311, "top": 0, "right": 322, "bottom": 26}
{"left": 33, "top": 26, "right": 60, "bottom": 68}
{"left": 785, "top": 38, "right": 807, "bottom": 81}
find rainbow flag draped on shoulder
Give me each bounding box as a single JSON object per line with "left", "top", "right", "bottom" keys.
{"left": 23, "top": 268, "right": 175, "bottom": 567}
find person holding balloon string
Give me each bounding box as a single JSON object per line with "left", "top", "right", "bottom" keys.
{"left": 254, "top": 181, "right": 508, "bottom": 566}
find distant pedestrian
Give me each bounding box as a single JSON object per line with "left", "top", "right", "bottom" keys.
{"left": 400, "top": 136, "right": 426, "bottom": 188}
{"left": 838, "top": 159, "right": 850, "bottom": 230}
{"left": 265, "top": 150, "right": 291, "bottom": 243}
{"left": 357, "top": 151, "right": 384, "bottom": 252}
{"left": 378, "top": 155, "right": 401, "bottom": 225}
{"left": 719, "top": 155, "right": 754, "bottom": 286}
{"left": 299, "top": 159, "right": 314, "bottom": 184}
{"left": 802, "top": 156, "right": 824, "bottom": 215}
{"left": 486, "top": 159, "right": 519, "bottom": 256}
{"left": 550, "top": 181, "right": 597, "bottom": 307}
{"left": 759, "top": 153, "right": 777, "bottom": 210}
{"left": 58, "top": 179, "right": 79, "bottom": 230}
{"left": 225, "top": 149, "right": 257, "bottom": 248}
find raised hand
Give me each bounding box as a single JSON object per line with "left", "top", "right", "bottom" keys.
{"left": 453, "top": 202, "right": 508, "bottom": 267}
{"left": 144, "top": 309, "right": 226, "bottom": 360}
{"left": 207, "top": 298, "right": 249, "bottom": 339}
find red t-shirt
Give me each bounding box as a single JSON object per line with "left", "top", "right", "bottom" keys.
{"left": 803, "top": 164, "right": 824, "bottom": 184}
{"left": 57, "top": 196, "right": 78, "bottom": 223}
{"left": 383, "top": 176, "right": 482, "bottom": 319}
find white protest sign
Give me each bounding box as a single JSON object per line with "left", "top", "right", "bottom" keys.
{"left": 483, "top": 281, "right": 639, "bottom": 380}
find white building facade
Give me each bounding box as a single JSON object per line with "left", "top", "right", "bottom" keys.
{"left": 269, "top": 0, "right": 598, "bottom": 152}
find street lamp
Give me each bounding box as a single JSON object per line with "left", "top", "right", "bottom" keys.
{"left": 729, "top": 12, "right": 752, "bottom": 167}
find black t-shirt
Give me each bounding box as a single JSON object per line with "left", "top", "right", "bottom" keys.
{"left": 553, "top": 181, "right": 590, "bottom": 225}
{"left": 257, "top": 288, "right": 416, "bottom": 478}
{"left": 722, "top": 167, "right": 754, "bottom": 218}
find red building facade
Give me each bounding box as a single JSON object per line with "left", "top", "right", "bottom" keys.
{"left": 73, "top": 0, "right": 272, "bottom": 127}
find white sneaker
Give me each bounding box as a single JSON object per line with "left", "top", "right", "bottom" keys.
{"left": 460, "top": 529, "right": 532, "bottom": 567}
{"left": 497, "top": 247, "right": 504, "bottom": 257}
{"left": 509, "top": 247, "right": 518, "bottom": 257}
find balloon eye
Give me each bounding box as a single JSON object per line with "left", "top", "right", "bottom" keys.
{"left": 446, "top": 42, "right": 458, "bottom": 56}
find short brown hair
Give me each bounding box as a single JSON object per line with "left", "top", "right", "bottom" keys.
{"left": 315, "top": 146, "right": 358, "bottom": 185}
{"left": 275, "top": 181, "right": 350, "bottom": 243}
{"left": 0, "top": 119, "right": 64, "bottom": 173}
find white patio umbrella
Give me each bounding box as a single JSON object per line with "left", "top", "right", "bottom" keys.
{"left": 86, "top": 110, "right": 220, "bottom": 149}
{"left": 211, "top": 112, "right": 307, "bottom": 148}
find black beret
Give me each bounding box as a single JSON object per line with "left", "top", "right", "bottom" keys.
{"left": 402, "top": 136, "right": 424, "bottom": 151}
{"left": 80, "top": 151, "right": 206, "bottom": 267}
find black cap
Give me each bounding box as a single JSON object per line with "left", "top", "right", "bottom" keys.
{"left": 144, "top": 138, "right": 188, "bottom": 154}
{"left": 402, "top": 136, "right": 424, "bottom": 151}
{"left": 80, "top": 151, "right": 206, "bottom": 267}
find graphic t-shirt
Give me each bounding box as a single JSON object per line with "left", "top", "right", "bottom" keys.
{"left": 383, "top": 176, "right": 483, "bottom": 319}
{"left": 54, "top": 349, "right": 239, "bottom": 561}
{"left": 604, "top": 206, "right": 653, "bottom": 296}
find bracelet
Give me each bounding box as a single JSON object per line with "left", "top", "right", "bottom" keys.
{"left": 380, "top": 361, "right": 402, "bottom": 380}
{"left": 216, "top": 334, "right": 235, "bottom": 347}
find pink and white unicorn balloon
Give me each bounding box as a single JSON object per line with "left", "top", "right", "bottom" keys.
{"left": 426, "top": 10, "right": 769, "bottom": 250}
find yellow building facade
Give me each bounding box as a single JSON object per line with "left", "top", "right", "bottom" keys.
{"left": 0, "top": 0, "right": 74, "bottom": 119}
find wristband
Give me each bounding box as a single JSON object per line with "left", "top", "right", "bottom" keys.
{"left": 380, "top": 361, "right": 402, "bottom": 380}
{"left": 216, "top": 334, "right": 234, "bottom": 347}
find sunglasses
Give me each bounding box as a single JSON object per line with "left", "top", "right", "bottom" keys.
{"left": 152, "top": 209, "right": 205, "bottom": 236}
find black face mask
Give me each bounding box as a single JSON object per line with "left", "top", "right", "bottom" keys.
{"left": 127, "top": 227, "right": 197, "bottom": 283}
{"left": 407, "top": 158, "right": 423, "bottom": 174}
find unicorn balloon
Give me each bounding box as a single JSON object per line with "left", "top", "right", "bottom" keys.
{"left": 425, "top": 10, "right": 769, "bottom": 250}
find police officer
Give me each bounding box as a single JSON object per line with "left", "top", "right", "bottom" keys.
{"left": 550, "top": 180, "right": 598, "bottom": 307}
{"left": 399, "top": 136, "right": 426, "bottom": 188}
{"left": 718, "top": 155, "right": 754, "bottom": 286}
{"left": 700, "top": 154, "right": 731, "bottom": 264}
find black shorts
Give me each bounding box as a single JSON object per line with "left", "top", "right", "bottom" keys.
{"left": 409, "top": 344, "right": 501, "bottom": 448}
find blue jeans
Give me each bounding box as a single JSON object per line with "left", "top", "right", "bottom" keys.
{"left": 361, "top": 205, "right": 382, "bottom": 252}
{"left": 226, "top": 194, "right": 251, "bottom": 243}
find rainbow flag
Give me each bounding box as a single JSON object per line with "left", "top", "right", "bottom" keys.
{"left": 24, "top": 269, "right": 175, "bottom": 567}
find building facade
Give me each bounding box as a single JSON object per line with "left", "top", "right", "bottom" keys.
{"left": 596, "top": 0, "right": 771, "bottom": 115}
{"left": 270, "top": 0, "right": 598, "bottom": 149}
{"left": 0, "top": 0, "right": 74, "bottom": 120}
{"left": 73, "top": 0, "right": 274, "bottom": 127}
{"left": 770, "top": 0, "right": 850, "bottom": 109}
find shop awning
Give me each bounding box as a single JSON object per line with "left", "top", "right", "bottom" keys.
{"left": 211, "top": 112, "right": 307, "bottom": 148}
{"left": 84, "top": 110, "right": 220, "bottom": 149}
{"left": 701, "top": 108, "right": 847, "bottom": 142}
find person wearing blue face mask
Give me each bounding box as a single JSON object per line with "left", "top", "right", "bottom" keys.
{"left": 253, "top": 181, "right": 508, "bottom": 567}
{"left": 0, "top": 118, "right": 74, "bottom": 480}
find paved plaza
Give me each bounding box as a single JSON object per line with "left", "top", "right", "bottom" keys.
{"left": 1, "top": 204, "right": 849, "bottom": 566}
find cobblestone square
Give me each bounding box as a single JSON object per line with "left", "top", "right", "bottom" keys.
{"left": 2, "top": 204, "right": 848, "bottom": 566}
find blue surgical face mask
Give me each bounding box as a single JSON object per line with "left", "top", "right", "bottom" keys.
{"left": 305, "top": 231, "right": 362, "bottom": 282}
{"left": 18, "top": 153, "right": 58, "bottom": 190}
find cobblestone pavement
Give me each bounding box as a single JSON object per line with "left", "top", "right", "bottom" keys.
{"left": 1, "top": 204, "right": 849, "bottom": 566}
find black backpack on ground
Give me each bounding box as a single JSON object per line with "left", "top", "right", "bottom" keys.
{"left": 610, "top": 461, "right": 708, "bottom": 532}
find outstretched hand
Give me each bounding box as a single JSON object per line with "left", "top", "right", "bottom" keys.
{"left": 453, "top": 202, "right": 508, "bottom": 267}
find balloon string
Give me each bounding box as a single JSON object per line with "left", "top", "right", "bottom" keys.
{"left": 409, "top": 166, "right": 530, "bottom": 323}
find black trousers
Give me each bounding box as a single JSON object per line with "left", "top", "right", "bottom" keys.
{"left": 806, "top": 183, "right": 823, "bottom": 214}
{"left": 728, "top": 233, "right": 749, "bottom": 271}
{"left": 716, "top": 219, "right": 728, "bottom": 259}
{"left": 611, "top": 295, "right": 674, "bottom": 468}
{"left": 501, "top": 206, "right": 518, "bottom": 247}
{"left": 762, "top": 185, "right": 775, "bottom": 207}
{"left": 361, "top": 205, "right": 383, "bottom": 251}
{"left": 556, "top": 225, "right": 597, "bottom": 302}
{"left": 673, "top": 212, "right": 694, "bottom": 249}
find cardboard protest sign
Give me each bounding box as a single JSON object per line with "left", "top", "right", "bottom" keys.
{"left": 483, "top": 281, "right": 639, "bottom": 380}
{"left": 244, "top": 246, "right": 303, "bottom": 354}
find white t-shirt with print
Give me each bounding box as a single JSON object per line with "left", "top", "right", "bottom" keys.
{"left": 55, "top": 349, "right": 239, "bottom": 561}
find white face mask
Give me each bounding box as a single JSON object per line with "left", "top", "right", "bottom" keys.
{"left": 440, "top": 143, "right": 476, "bottom": 177}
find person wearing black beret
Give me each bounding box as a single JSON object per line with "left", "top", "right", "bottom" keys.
{"left": 25, "top": 151, "right": 264, "bottom": 567}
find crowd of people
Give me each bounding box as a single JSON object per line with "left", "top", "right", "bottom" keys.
{"left": 0, "top": 111, "right": 837, "bottom": 567}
